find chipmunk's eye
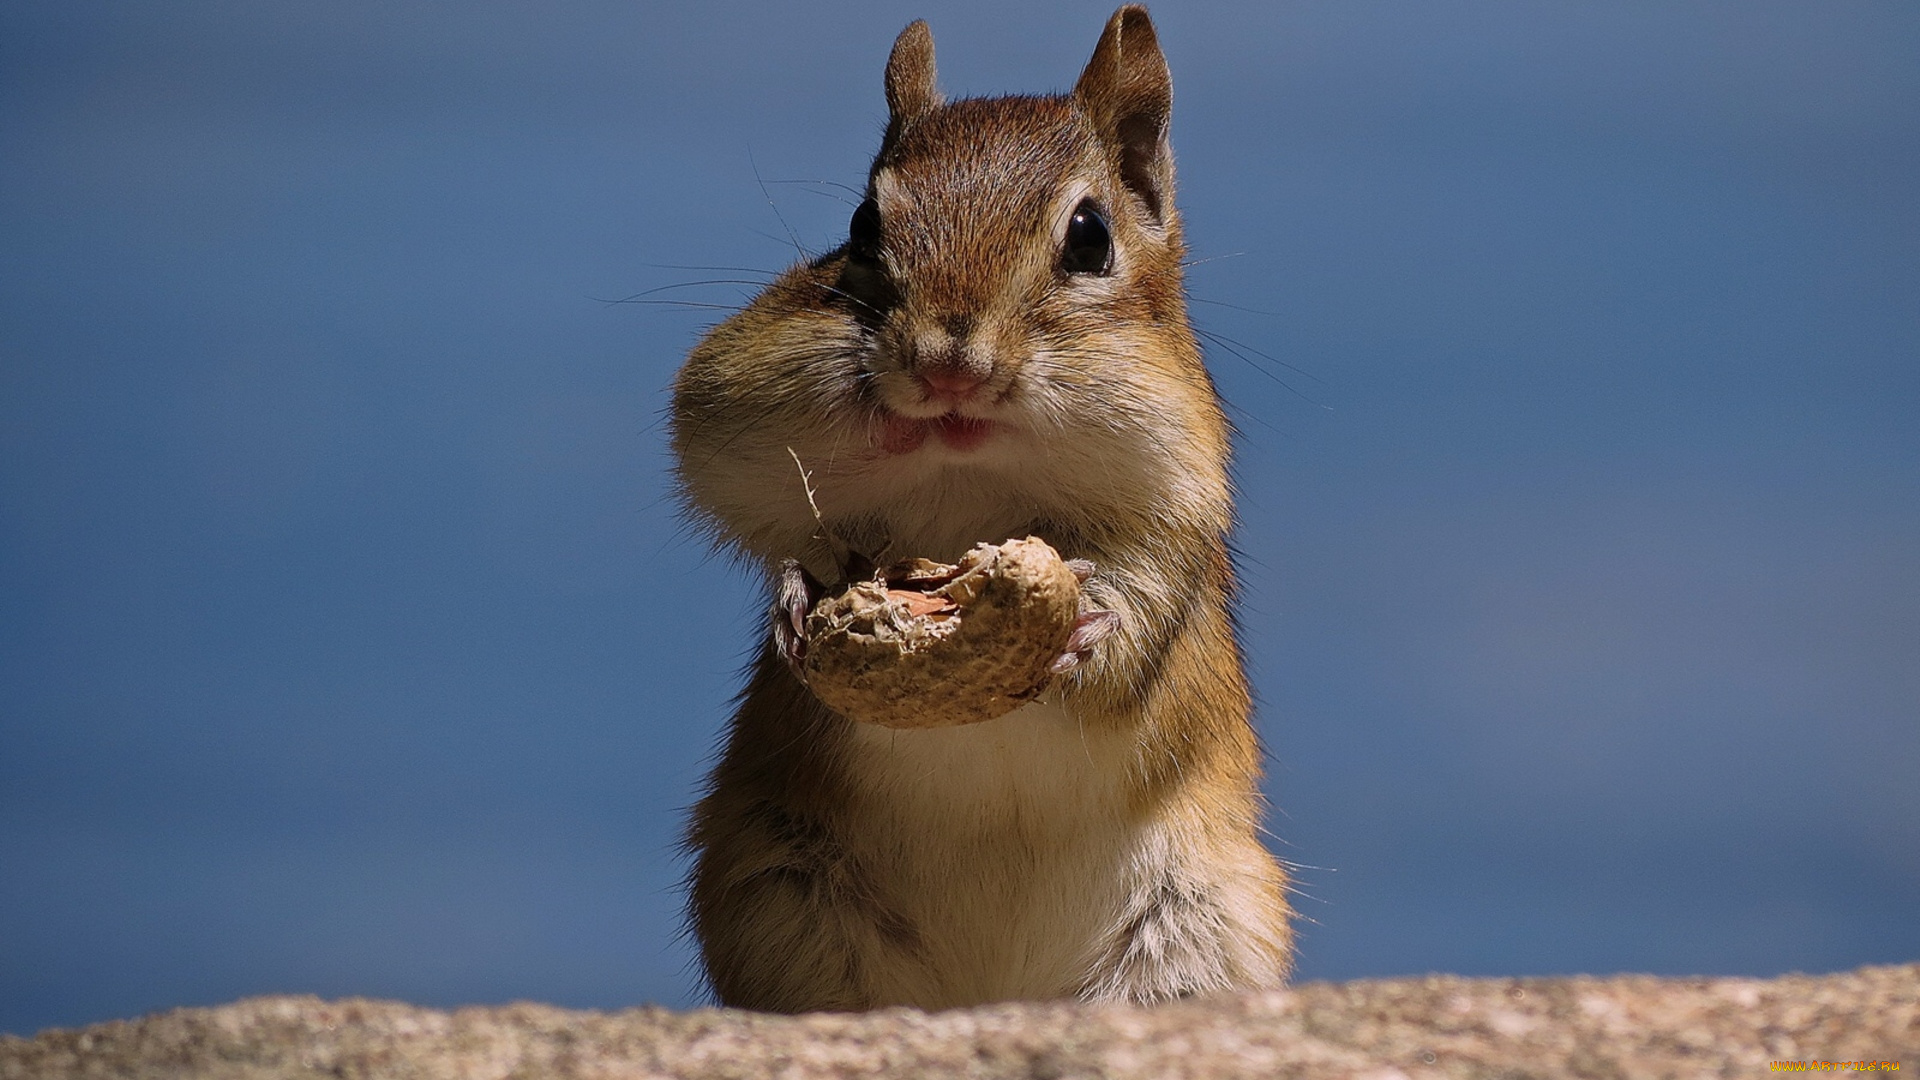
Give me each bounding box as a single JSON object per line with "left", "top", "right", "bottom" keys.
{"left": 837, "top": 196, "right": 898, "bottom": 325}
{"left": 848, "top": 198, "right": 883, "bottom": 261}
{"left": 1061, "top": 199, "right": 1111, "bottom": 275}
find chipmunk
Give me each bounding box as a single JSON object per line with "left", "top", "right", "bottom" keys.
{"left": 669, "top": 6, "right": 1293, "bottom": 1011}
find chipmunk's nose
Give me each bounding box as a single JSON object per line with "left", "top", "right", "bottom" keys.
{"left": 910, "top": 321, "right": 992, "bottom": 404}
{"left": 917, "top": 365, "right": 987, "bottom": 403}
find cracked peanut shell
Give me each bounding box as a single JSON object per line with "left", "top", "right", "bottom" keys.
{"left": 801, "top": 536, "right": 1080, "bottom": 729}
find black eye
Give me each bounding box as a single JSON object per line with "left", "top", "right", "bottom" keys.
{"left": 848, "top": 198, "right": 882, "bottom": 260}
{"left": 837, "top": 197, "right": 898, "bottom": 325}
{"left": 1061, "top": 199, "right": 1111, "bottom": 275}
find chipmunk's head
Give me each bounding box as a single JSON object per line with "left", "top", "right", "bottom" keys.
{"left": 837, "top": 7, "right": 1206, "bottom": 460}
{"left": 673, "top": 7, "right": 1232, "bottom": 568}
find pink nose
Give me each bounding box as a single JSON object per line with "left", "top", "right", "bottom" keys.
{"left": 917, "top": 367, "right": 986, "bottom": 403}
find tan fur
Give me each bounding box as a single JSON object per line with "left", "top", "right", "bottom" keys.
{"left": 671, "top": 6, "right": 1292, "bottom": 1012}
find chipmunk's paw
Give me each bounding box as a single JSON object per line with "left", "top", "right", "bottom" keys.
{"left": 1047, "top": 558, "right": 1117, "bottom": 674}
{"left": 1051, "top": 608, "right": 1120, "bottom": 674}
{"left": 774, "top": 558, "right": 823, "bottom": 679}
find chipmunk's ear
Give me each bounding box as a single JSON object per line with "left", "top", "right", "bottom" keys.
{"left": 1074, "top": 6, "right": 1174, "bottom": 223}
{"left": 885, "top": 20, "right": 942, "bottom": 126}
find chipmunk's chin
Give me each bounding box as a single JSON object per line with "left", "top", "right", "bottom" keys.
{"left": 880, "top": 411, "right": 998, "bottom": 455}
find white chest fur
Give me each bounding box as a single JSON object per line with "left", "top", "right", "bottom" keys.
{"left": 834, "top": 696, "right": 1159, "bottom": 1006}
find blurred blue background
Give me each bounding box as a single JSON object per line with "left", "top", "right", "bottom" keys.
{"left": 3, "top": 0, "right": 1915, "bottom": 1038}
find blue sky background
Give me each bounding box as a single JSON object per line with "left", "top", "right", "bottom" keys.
{"left": 2, "top": 0, "right": 1915, "bottom": 1037}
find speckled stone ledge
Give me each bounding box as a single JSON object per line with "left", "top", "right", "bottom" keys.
{"left": 5, "top": 964, "right": 1916, "bottom": 1079}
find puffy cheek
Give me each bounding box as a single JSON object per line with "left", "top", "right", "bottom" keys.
{"left": 1020, "top": 342, "right": 1149, "bottom": 423}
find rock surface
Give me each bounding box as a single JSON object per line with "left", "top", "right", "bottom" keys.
{"left": 4, "top": 965, "right": 1915, "bottom": 1079}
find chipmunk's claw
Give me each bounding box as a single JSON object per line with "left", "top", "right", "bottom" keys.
{"left": 1051, "top": 608, "right": 1120, "bottom": 674}
{"left": 775, "top": 558, "right": 823, "bottom": 679}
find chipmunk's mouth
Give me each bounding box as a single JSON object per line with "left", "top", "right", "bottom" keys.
{"left": 880, "top": 411, "right": 997, "bottom": 455}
